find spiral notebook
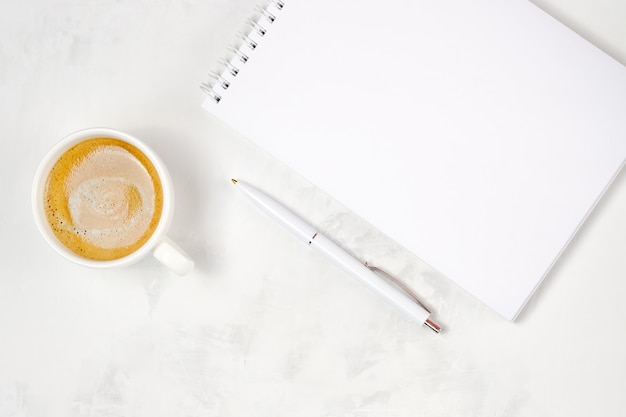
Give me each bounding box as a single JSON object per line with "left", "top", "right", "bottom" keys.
{"left": 201, "top": 0, "right": 626, "bottom": 321}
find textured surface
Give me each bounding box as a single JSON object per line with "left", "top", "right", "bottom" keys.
{"left": 1, "top": 0, "right": 626, "bottom": 416}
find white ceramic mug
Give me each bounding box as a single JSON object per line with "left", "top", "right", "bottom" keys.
{"left": 32, "top": 127, "right": 194, "bottom": 275}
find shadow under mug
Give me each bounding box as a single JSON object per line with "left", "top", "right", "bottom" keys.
{"left": 32, "top": 127, "right": 194, "bottom": 275}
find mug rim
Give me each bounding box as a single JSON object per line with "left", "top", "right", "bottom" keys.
{"left": 31, "top": 127, "right": 174, "bottom": 269}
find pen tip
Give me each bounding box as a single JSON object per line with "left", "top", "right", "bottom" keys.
{"left": 231, "top": 178, "right": 237, "bottom": 184}
{"left": 425, "top": 319, "right": 441, "bottom": 333}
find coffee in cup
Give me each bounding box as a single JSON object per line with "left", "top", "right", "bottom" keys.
{"left": 33, "top": 128, "right": 194, "bottom": 274}
{"left": 44, "top": 137, "right": 163, "bottom": 261}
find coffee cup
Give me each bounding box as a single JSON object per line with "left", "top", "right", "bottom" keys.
{"left": 32, "top": 128, "right": 194, "bottom": 275}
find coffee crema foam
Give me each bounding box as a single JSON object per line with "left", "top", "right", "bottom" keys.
{"left": 44, "top": 138, "right": 163, "bottom": 261}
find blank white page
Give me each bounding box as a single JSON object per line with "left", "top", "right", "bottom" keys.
{"left": 203, "top": 0, "right": 626, "bottom": 320}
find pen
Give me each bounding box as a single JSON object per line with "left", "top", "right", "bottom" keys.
{"left": 231, "top": 179, "right": 441, "bottom": 333}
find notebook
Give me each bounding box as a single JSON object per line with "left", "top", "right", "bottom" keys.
{"left": 201, "top": 0, "right": 626, "bottom": 321}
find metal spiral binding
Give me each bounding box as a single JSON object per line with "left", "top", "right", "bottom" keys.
{"left": 237, "top": 32, "right": 258, "bottom": 50}
{"left": 200, "top": 0, "right": 284, "bottom": 104}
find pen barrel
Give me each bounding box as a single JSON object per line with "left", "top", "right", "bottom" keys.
{"left": 236, "top": 181, "right": 317, "bottom": 241}
{"left": 310, "top": 234, "right": 431, "bottom": 325}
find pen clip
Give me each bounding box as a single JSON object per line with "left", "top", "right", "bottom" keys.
{"left": 365, "top": 262, "right": 432, "bottom": 314}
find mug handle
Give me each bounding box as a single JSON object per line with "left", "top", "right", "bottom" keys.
{"left": 152, "top": 237, "right": 194, "bottom": 275}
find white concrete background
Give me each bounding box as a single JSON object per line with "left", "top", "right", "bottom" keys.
{"left": 1, "top": 0, "right": 625, "bottom": 416}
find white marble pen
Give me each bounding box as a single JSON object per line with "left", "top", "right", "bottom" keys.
{"left": 232, "top": 179, "right": 441, "bottom": 333}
